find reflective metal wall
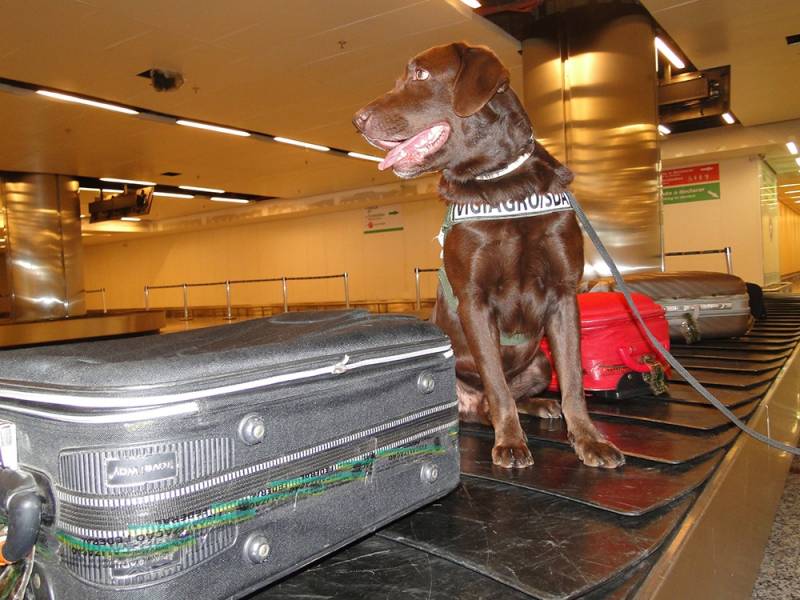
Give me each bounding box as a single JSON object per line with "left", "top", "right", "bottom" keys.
{"left": 521, "top": 3, "right": 661, "bottom": 278}
{"left": 0, "top": 173, "right": 86, "bottom": 321}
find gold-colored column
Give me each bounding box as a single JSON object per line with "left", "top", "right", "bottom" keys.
{"left": 521, "top": 4, "right": 661, "bottom": 278}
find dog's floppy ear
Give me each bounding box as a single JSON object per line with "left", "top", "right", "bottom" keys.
{"left": 452, "top": 43, "right": 510, "bottom": 118}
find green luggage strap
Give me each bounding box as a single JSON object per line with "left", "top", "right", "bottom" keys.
{"left": 437, "top": 191, "right": 574, "bottom": 346}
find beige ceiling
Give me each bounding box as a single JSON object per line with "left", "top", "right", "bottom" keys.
{"left": 1, "top": 0, "right": 799, "bottom": 237}
{"left": 644, "top": 0, "right": 800, "bottom": 176}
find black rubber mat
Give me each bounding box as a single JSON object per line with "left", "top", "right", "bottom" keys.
{"left": 670, "top": 348, "right": 793, "bottom": 363}
{"left": 250, "top": 535, "right": 532, "bottom": 600}
{"left": 668, "top": 367, "right": 780, "bottom": 388}
{"left": 731, "top": 336, "right": 799, "bottom": 346}
{"left": 379, "top": 479, "right": 694, "bottom": 600}
{"left": 589, "top": 397, "right": 758, "bottom": 430}
{"left": 662, "top": 381, "right": 771, "bottom": 407}
{"left": 581, "top": 555, "right": 659, "bottom": 600}
{"left": 460, "top": 435, "right": 720, "bottom": 516}
{"left": 744, "top": 331, "right": 800, "bottom": 341}
{"left": 249, "top": 295, "right": 800, "bottom": 599}
{"left": 464, "top": 416, "right": 740, "bottom": 464}
{"left": 671, "top": 357, "right": 785, "bottom": 373}
{"left": 676, "top": 341, "right": 795, "bottom": 353}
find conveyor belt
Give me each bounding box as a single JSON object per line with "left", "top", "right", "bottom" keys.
{"left": 250, "top": 295, "right": 800, "bottom": 599}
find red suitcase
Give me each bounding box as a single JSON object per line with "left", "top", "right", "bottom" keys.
{"left": 540, "top": 292, "right": 670, "bottom": 399}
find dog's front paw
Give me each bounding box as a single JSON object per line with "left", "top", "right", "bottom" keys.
{"left": 492, "top": 440, "right": 534, "bottom": 469}
{"left": 571, "top": 434, "right": 625, "bottom": 469}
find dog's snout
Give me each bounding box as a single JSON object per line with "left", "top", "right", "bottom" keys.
{"left": 352, "top": 107, "right": 371, "bottom": 132}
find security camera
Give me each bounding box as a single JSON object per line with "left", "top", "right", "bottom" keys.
{"left": 148, "top": 69, "right": 184, "bottom": 92}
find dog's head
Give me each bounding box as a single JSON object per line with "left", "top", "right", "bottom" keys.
{"left": 353, "top": 42, "right": 516, "bottom": 179}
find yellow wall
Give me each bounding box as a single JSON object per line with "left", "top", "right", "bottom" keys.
{"left": 780, "top": 202, "right": 800, "bottom": 276}
{"left": 84, "top": 197, "right": 447, "bottom": 310}
{"left": 662, "top": 156, "right": 764, "bottom": 284}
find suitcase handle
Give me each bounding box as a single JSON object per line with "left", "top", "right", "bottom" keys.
{"left": 0, "top": 468, "right": 41, "bottom": 563}
{"left": 616, "top": 346, "right": 664, "bottom": 373}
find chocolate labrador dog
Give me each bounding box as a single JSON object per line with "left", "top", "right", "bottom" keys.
{"left": 353, "top": 42, "right": 624, "bottom": 470}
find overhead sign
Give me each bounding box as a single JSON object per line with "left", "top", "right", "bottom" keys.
{"left": 363, "top": 205, "right": 403, "bottom": 234}
{"left": 662, "top": 163, "right": 720, "bottom": 204}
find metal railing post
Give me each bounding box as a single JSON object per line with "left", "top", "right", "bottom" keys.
{"left": 144, "top": 286, "right": 149, "bottom": 310}
{"left": 101, "top": 288, "right": 107, "bottom": 314}
{"left": 343, "top": 272, "right": 350, "bottom": 309}
{"left": 724, "top": 246, "right": 733, "bottom": 274}
{"left": 181, "top": 283, "right": 191, "bottom": 321}
{"left": 281, "top": 277, "right": 289, "bottom": 313}
{"left": 414, "top": 267, "right": 422, "bottom": 310}
{"left": 224, "top": 280, "right": 235, "bottom": 321}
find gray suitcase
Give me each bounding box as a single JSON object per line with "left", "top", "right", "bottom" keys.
{"left": 0, "top": 310, "right": 459, "bottom": 599}
{"left": 589, "top": 271, "right": 753, "bottom": 343}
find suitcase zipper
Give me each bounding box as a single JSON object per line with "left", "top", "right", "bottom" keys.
{"left": 54, "top": 402, "right": 458, "bottom": 538}
{"left": 0, "top": 344, "right": 453, "bottom": 421}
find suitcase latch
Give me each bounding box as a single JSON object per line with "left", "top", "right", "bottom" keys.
{"left": 641, "top": 355, "right": 668, "bottom": 396}
{"left": 680, "top": 310, "right": 701, "bottom": 344}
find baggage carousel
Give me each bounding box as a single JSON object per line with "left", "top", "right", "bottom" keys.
{"left": 249, "top": 294, "right": 800, "bottom": 599}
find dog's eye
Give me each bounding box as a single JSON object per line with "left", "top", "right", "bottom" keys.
{"left": 413, "top": 68, "right": 430, "bottom": 81}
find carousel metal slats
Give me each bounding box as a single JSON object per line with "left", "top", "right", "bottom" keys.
{"left": 248, "top": 295, "right": 800, "bottom": 600}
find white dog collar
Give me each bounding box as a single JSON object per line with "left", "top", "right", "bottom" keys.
{"left": 475, "top": 138, "right": 535, "bottom": 181}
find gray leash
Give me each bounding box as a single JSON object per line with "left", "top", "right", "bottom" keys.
{"left": 568, "top": 192, "right": 800, "bottom": 456}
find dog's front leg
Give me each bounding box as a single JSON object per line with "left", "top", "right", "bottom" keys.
{"left": 546, "top": 293, "right": 625, "bottom": 468}
{"left": 457, "top": 298, "right": 534, "bottom": 468}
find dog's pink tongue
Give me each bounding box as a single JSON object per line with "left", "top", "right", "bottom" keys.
{"left": 378, "top": 124, "right": 449, "bottom": 171}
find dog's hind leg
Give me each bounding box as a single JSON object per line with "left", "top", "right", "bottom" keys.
{"left": 512, "top": 352, "right": 562, "bottom": 419}
{"left": 456, "top": 379, "right": 491, "bottom": 425}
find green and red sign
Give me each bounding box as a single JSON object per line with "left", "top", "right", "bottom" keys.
{"left": 662, "top": 163, "right": 720, "bottom": 204}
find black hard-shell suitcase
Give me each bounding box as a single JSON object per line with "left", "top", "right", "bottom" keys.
{"left": 589, "top": 271, "right": 753, "bottom": 343}
{"left": 0, "top": 310, "right": 459, "bottom": 599}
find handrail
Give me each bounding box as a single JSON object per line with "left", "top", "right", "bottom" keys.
{"left": 143, "top": 273, "right": 350, "bottom": 320}
{"left": 664, "top": 246, "right": 733, "bottom": 274}
{"left": 85, "top": 287, "right": 107, "bottom": 313}
{"left": 413, "top": 267, "right": 439, "bottom": 310}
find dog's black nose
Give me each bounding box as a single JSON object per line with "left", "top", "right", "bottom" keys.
{"left": 352, "top": 108, "right": 371, "bottom": 132}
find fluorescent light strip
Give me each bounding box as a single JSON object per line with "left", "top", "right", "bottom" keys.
{"left": 779, "top": 183, "right": 800, "bottom": 188}
{"left": 176, "top": 119, "right": 250, "bottom": 137}
{"left": 210, "top": 196, "right": 249, "bottom": 204}
{"left": 787, "top": 141, "right": 798, "bottom": 155}
{"left": 120, "top": 217, "right": 141, "bottom": 222}
{"left": 796, "top": 157, "right": 800, "bottom": 167}
{"left": 36, "top": 90, "right": 139, "bottom": 115}
{"left": 81, "top": 187, "right": 124, "bottom": 194}
{"left": 722, "top": 112, "right": 735, "bottom": 124}
{"left": 347, "top": 151, "right": 383, "bottom": 162}
{"left": 153, "top": 191, "right": 195, "bottom": 199}
{"left": 657, "top": 124, "right": 671, "bottom": 135}
{"left": 460, "top": 0, "right": 481, "bottom": 7}
{"left": 274, "top": 137, "right": 330, "bottom": 152}
{"left": 179, "top": 185, "right": 225, "bottom": 194}
{"left": 100, "top": 177, "right": 156, "bottom": 186}
{"left": 655, "top": 37, "right": 686, "bottom": 69}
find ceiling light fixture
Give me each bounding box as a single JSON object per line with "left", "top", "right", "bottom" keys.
{"left": 657, "top": 124, "right": 671, "bottom": 135}
{"left": 153, "top": 191, "right": 195, "bottom": 199}
{"left": 273, "top": 137, "right": 330, "bottom": 152}
{"left": 788, "top": 142, "right": 799, "bottom": 155}
{"left": 179, "top": 185, "right": 225, "bottom": 194}
{"left": 347, "top": 151, "right": 383, "bottom": 162}
{"left": 176, "top": 119, "right": 251, "bottom": 137}
{"left": 35, "top": 90, "right": 139, "bottom": 115}
{"left": 100, "top": 177, "right": 156, "bottom": 186}
{"left": 796, "top": 157, "right": 800, "bottom": 167}
{"left": 120, "top": 216, "right": 141, "bottom": 222}
{"left": 655, "top": 37, "right": 685, "bottom": 70}
{"left": 460, "top": 0, "right": 481, "bottom": 8}
{"left": 722, "top": 112, "right": 735, "bottom": 124}
{"left": 210, "top": 196, "right": 249, "bottom": 204}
